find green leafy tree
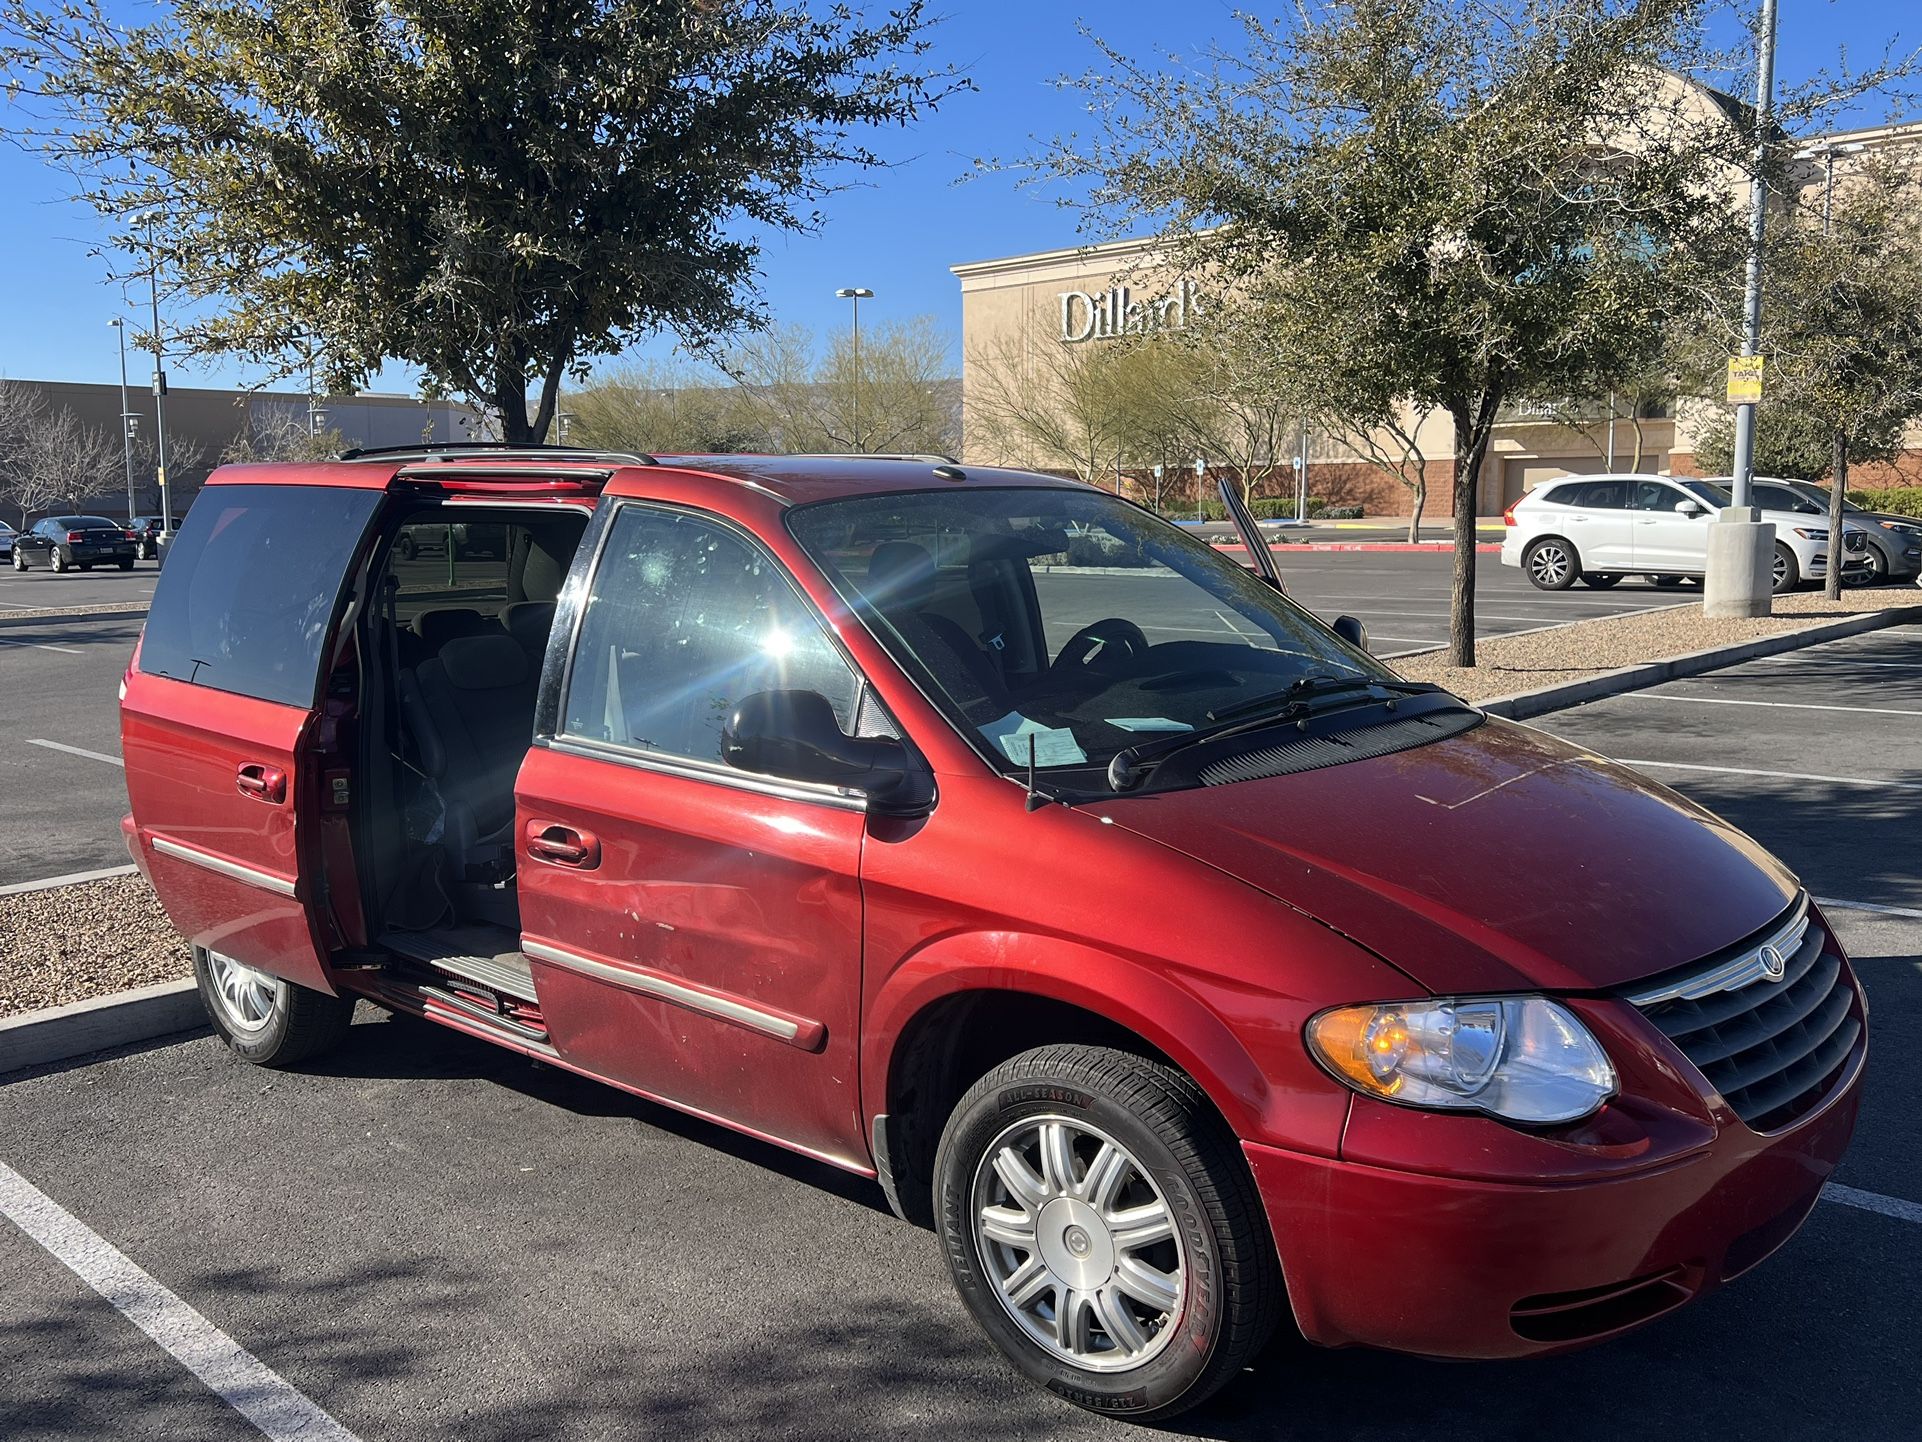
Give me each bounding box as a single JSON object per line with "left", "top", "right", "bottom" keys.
{"left": 725, "top": 316, "right": 958, "bottom": 455}
{"left": 2, "top": 1, "right": 956, "bottom": 441}
{"left": 1025, "top": 1, "right": 1795, "bottom": 664}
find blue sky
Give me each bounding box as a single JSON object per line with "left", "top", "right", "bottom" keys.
{"left": 1, "top": 1, "right": 1914, "bottom": 393}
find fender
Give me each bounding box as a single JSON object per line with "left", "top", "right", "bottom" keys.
{"left": 862, "top": 928, "right": 1357, "bottom": 1162}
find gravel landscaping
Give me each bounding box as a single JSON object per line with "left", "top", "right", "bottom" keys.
{"left": 1395, "top": 587, "right": 1922, "bottom": 702}
{"left": 0, "top": 876, "right": 189, "bottom": 1019}
{"left": 0, "top": 601, "right": 151, "bottom": 622}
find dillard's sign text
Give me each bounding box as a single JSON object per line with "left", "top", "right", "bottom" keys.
{"left": 1058, "top": 279, "right": 1202, "bottom": 344}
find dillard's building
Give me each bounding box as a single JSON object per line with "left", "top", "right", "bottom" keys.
{"left": 952, "top": 122, "right": 1922, "bottom": 517}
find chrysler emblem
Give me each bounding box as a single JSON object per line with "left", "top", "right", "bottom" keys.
{"left": 1757, "top": 944, "right": 1787, "bottom": 982}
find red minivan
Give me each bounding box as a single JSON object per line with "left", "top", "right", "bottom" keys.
{"left": 122, "top": 447, "right": 1865, "bottom": 1419}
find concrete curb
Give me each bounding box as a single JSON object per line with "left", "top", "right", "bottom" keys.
{"left": 1480, "top": 604, "right": 1922, "bottom": 720}
{"left": 0, "top": 977, "right": 203, "bottom": 1077}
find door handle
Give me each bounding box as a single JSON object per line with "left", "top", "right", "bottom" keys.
{"left": 525, "top": 820, "right": 601, "bottom": 869}
{"left": 235, "top": 763, "right": 287, "bottom": 804}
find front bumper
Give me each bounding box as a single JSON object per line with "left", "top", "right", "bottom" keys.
{"left": 1245, "top": 979, "right": 1866, "bottom": 1359}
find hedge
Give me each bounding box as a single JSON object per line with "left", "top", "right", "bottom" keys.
{"left": 1189, "top": 497, "right": 1364, "bottom": 521}
{"left": 1850, "top": 487, "right": 1922, "bottom": 519}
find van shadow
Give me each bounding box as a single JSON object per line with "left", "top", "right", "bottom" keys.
{"left": 315, "top": 1008, "right": 892, "bottom": 1217}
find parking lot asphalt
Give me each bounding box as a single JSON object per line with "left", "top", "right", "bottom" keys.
{"left": 0, "top": 562, "right": 160, "bottom": 612}
{"left": 3, "top": 626, "right": 1919, "bottom": 1441}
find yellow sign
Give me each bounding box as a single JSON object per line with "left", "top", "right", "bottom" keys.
{"left": 1726, "top": 355, "right": 1765, "bottom": 404}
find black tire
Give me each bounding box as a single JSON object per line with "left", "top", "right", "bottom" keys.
{"left": 1772, "top": 543, "right": 1799, "bottom": 594}
{"left": 12, "top": 550, "right": 26, "bottom": 571}
{"left": 48, "top": 549, "right": 66, "bottom": 573}
{"left": 117, "top": 558, "right": 134, "bottom": 571}
{"left": 78, "top": 563, "right": 92, "bottom": 572}
{"left": 394, "top": 534, "right": 418, "bottom": 563}
{"left": 1652, "top": 574, "right": 1686, "bottom": 588}
{"left": 935, "top": 1044, "right": 1282, "bottom": 1422}
{"left": 1522, "top": 537, "right": 1580, "bottom": 590}
{"left": 1579, "top": 573, "right": 1622, "bottom": 589}
{"left": 194, "top": 946, "right": 355, "bottom": 1067}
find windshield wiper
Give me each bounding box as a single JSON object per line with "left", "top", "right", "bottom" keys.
{"left": 1108, "top": 676, "right": 1447, "bottom": 793}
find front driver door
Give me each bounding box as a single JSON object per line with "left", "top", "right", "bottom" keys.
{"left": 516, "top": 501, "right": 872, "bottom": 1168}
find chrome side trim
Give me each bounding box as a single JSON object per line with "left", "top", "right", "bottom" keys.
{"left": 150, "top": 836, "right": 297, "bottom": 898}
{"left": 541, "top": 735, "right": 868, "bottom": 812}
{"left": 1624, "top": 896, "right": 1811, "bottom": 1007}
{"left": 522, "top": 939, "right": 809, "bottom": 1044}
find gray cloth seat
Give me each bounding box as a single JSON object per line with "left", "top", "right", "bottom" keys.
{"left": 501, "top": 600, "right": 557, "bottom": 662}
{"left": 397, "top": 632, "right": 537, "bottom": 927}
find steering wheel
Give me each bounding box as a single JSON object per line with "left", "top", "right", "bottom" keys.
{"left": 1050, "top": 617, "right": 1150, "bottom": 679}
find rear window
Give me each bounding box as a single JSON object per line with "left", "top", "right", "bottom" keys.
{"left": 57, "top": 516, "right": 119, "bottom": 529}
{"left": 140, "top": 483, "right": 381, "bottom": 708}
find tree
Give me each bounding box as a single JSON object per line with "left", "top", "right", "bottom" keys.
{"left": 220, "top": 410, "right": 347, "bottom": 465}
{"left": 1027, "top": 2, "right": 1804, "bottom": 664}
{"left": 725, "top": 316, "right": 958, "bottom": 455}
{"left": 2, "top": 1, "right": 957, "bottom": 441}
{"left": 2, "top": 402, "right": 118, "bottom": 524}
{"left": 565, "top": 360, "right": 772, "bottom": 457}
{"left": 966, "top": 332, "right": 1133, "bottom": 486}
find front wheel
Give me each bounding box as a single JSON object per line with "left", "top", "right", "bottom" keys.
{"left": 195, "top": 946, "right": 354, "bottom": 1066}
{"left": 1651, "top": 574, "right": 1687, "bottom": 589}
{"left": 12, "top": 550, "right": 26, "bottom": 571}
{"left": 1579, "top": 573, "right": 1621, "bottom": 589}
{"left": 935, "top": 1045, "right": 1282, "bottom": 1421}
{"left": 1772, "top": 544, "right": 1799, "bottom": 594}
{"left": 1523, "top": 537, "right": 1580, "bottom": 590}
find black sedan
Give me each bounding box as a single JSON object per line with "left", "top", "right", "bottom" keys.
{"left": 11, "top": 515, "right": 138, "bottom": 573}
{"left": 126, "top": 514, "right": 169, "bottom": 559}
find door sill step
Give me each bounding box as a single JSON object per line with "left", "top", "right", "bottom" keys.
{"left": 380, "top": 926, "right": 537, "bottom": 1003}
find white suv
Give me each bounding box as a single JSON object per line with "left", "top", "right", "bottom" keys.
{"left": 1501, "top": 473, "right": 1873, "bottom": 593}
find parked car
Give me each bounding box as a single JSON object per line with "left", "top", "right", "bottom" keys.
{"left": 1756, "top": 479, "right": 1922, "bottom": 583}
{"left": 390, "top": 517, "right": 507, "bottom": 562}
{"left": 12, "top": 514, "right": 138, "bottom": 572}
{"left": 0, "top": 522, "right": 14, "bottom": 562}
{"left": 126, "top": 515, "right": 169, "bottom": 560}
{"left": 122, "top": 448, "right": 1864, "bottom": 1421}
{"left": 1503, "top": 473, "right": 1874, "bottom": 592}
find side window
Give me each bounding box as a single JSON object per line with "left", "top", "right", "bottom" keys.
{"left": 140, "top": 484, "right": 383, "bottom": 707}
{"left": 1756, "top": 485, "right": 1815, "bottom": 514}
{"left": 560, "top": 507, "right": 861, "bottom": 769}
{"left": 1633, "top": 481, "right": 1683, "bottom": 511}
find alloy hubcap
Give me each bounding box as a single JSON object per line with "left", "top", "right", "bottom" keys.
{"left": 1530, "top": 546, "right": 1569, "bottom": 584}
{"left": 971, "top": 1115, "right": 1185, "bottom": 1373}
{"left": 205, "top": 950, "right": 281, "bottom": 1034}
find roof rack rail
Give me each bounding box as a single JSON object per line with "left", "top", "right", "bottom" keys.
{"left": 785, "top": 452, "right": 962, "bottom": 466}
{"left": 337, "top": 441, "right": 657, "bottom": 466}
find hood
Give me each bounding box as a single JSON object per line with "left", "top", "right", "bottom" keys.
{"left": 1089, "top": 717, "right": 1797, "bottom": 996}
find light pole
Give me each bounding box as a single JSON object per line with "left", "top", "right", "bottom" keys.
{"left": 835, "top": 287, "right": 873, "bottom": 451}
{"left": 146, "top": 220, "right": 174, "bottom": 534}
{"left": 110, "top": 319, "right": 137, "bottom": 523}
{"left": 1706, "top": 0, "right": 1779, "bottom": 618}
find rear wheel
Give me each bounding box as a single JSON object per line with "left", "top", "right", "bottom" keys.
{"left": 48, "top": 549, "right": 66, "bottom": 573}
{"left": 195, "top": 946, "right": 354, "bottom": 1066}
{"left": 935, "top": 1045, "right": 1281, "bottom": 1421}
{"left": 1579, "top": 573, "right": 1621, "bottom": 589}
{"left": 117, "top": 558, "right": 133, "bottom": 571}
{"left": 1652, "top": 574, "right": 1686, "bottom": 589}
{"left": 1772, "top": 544, "right": 1799, "bottom": 594}
{"left": 1523, "top": 537, "right": 1580, "bottom": 590}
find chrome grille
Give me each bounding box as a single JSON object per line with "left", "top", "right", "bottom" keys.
{"left": 1624, "top": 897, "right": 1861, "bottom": 1132}
{"left": 1197, "top": 710, "right": 1481, "bottom": 787}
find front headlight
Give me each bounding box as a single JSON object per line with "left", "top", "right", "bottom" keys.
{"left": 1306, "top": 996, "right": 1616, "bottom": 1124}
{"left": 1792, "top": 526, "right": 1829, "bottom": 541}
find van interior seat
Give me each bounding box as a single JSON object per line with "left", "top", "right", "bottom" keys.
{"left": 413, "top": 606, "right": 496, "bottom": 652}
{"left": 501, "top": 600, "right": 557, "bottom": 660}
{"left": 864, "top": 542, "right": 1010, "bottom": 721}
{"left": 398, "top": 631, "right": 538, "bottom": 928}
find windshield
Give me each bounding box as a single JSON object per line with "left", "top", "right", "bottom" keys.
{"left": 788, "top": 486, "right": 1397, "bottom": 778}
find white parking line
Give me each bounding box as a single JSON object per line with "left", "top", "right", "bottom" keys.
{"left": 1619, "top": 759, "right": 1922, "bottom": 792}
{"left": 26, "top": 738, "right": 124, "bottom": 768}
{"left": 0, "top": 1160, "right": 363, "bottom": 1442}
{"left": 0, "top": 864, "right": 139, "bottom": 897}
{"left": 1624, "top": 693, "right": 1922, "bottom": 718}
{"left": 1817, "top": 896, "right": 1922, "bottom": 920}
{"left": 0, "top": 636, "right": 82, "bottom": 655}
{"left": 1824, "top": 1183, "right": 1922, "bottom": 1226}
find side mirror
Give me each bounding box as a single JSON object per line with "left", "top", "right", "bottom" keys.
{"left": 722, "top": 690, "right": 932, "bottom": 813}
{"left": 1675, "top": 500, "right": 1704, "bottom": 517}
{"left": 1331, "top": 614, "right": 1368, "bottom": 651}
